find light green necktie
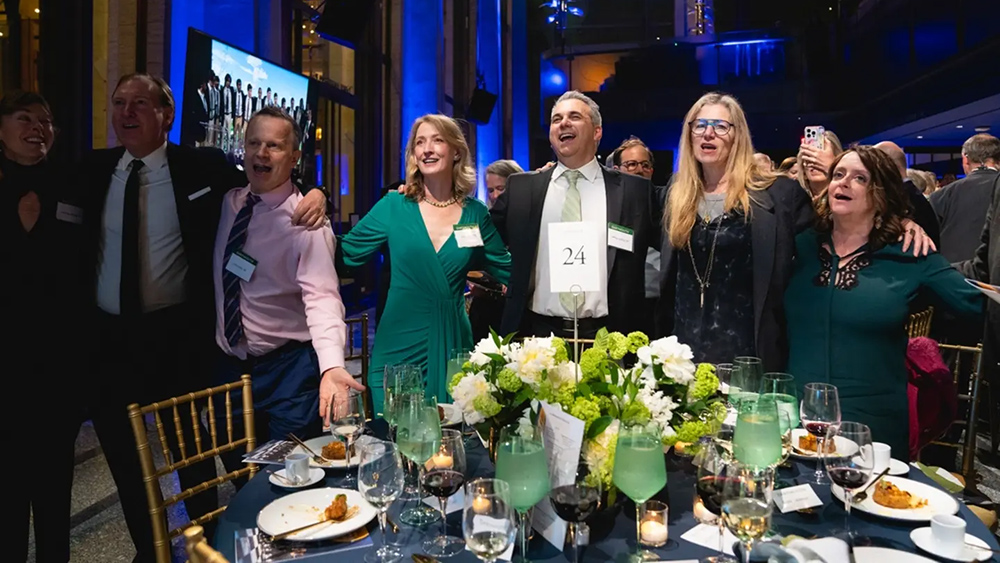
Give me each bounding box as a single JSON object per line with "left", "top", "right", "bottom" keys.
{"left": 559, "top": 169, "right": 584, "bottom": 314}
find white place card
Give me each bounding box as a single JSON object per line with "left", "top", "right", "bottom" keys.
{"left": 548, "top": 222, "right": 601, "bottom": 293}
{"left": 679, "top": 523, "right": 736, "bottom": 556}
{"left": 771, "top": 484, "right": 823, "bottom": 513}
{"left": 422, "top": 490, "right": 466, "bottom": 514}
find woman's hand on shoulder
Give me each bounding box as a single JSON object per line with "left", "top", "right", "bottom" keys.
{"left": 900, "top": 219, "right": 936, "bottom": 257}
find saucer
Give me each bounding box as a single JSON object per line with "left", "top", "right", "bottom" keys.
{"left": 887, "top": 458, "right": 909, "bottom": 476}
{"left": 269, "top": 467, "right": 325, "bottom": 489}
{"left": 910, "top": 527, "right": 992, "bottom": 562}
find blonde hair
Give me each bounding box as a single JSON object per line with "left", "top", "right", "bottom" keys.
{"left": 666, "top": 92, "right": 775, "bottom": 249}
{"left": 402, "top": 114, "right": 476, "bottom": 202}
{"left": 797, "top": 130, "right": 844, "bottom": 193}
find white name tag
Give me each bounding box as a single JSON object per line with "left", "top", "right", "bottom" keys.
{"left": 607, "top": 222, "right": 634, "bottom": 252}
{"left": 188, "top": 186, "right": 212, "bottom": 201}
{"left": 55, "top": 202, "right": 84, "bottom": 224}
{"left": 771, "top": 484, "right": 823, "bottom": 513}
{"left": 453, "top": 224, "right": 484, "bottom": 248}
{"left": 548, "top": 222, "right": 601, "bottom": 293}
{"left": 225, "top": 250, "right": 257, "bottom": 282}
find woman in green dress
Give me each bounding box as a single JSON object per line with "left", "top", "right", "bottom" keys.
{"left": 784, "top": 146, "right": 982, "bottom": 456}
{"left": 339, "top": 114, "right": 511, "bottom": 411}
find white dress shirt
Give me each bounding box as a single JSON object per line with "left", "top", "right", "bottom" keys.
{"left": 96, "top": 142, "right": 189, "bottom": 314}
{"left": 531, "top": 158, "right": 609, "bottom": 318}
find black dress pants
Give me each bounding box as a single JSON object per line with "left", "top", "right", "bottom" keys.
{"left": 90, "top": 305, "right": 218, "bottom": 563}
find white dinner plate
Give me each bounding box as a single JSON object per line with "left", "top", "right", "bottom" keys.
{"left": 268, "top": 467, "right": 325, "bottom": 489}
{"left": 291, "top": 435, "right": 376, "bottom": 468}
{"left": 831, "top": 475, "right": 960, "bottom": 522}
{"left": 790, "top": 428, "right": 859, "bottom": 459}
{"left": 854, "top": 546, "right": 936, "bottom": 563}
{"left": 910, "top": 527, "right": 993, "bottom": 562}
{"left": 256, "top": 487, "right": 376, "bottom": 542}
{"left": 439, "top": 402, "right": 462, "bottom": 427}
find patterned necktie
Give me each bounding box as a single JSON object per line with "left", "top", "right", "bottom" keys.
{"left": 222, "top": 192, "right": 261, "bottom": 347}
{"left": 120, "top": 159, "right": 144, "bottom": 318}
{"left": 559, "top": 169, "right": 584, "bottom": 315}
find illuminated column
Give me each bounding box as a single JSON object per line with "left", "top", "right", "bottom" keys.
{"left": 400, "top": 0, "right": 444, "bottom": 177}
{"left": 476, "top": 0, "right": 501, "bottom": 202}
{"left": 674, "top": 0, "right": 715, "bottom": 41}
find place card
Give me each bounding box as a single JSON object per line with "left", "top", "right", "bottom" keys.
{"left": 422, "top": 490, "right": 466, "bottom": 514}
{"left": 771, "top": 484, "right": 823, "bottom": 513}
{"left": 532, "top": 402, "right": 586, "bottom": 551}
{"left": 679, "top": 523, "right": 736, "bottom": 556}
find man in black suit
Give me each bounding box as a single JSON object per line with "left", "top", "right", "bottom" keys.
{"left": 875, "top": 141, "right": 941, "bottom": 248}
{"left": 930, "top": 134, "right": 1000, "bottom": 263}
{"left": 188, "top": 79, "right": 211, "bottom": 146}
{"left": 207, "top": 74, "right": 220, "bottom": 147}
{"left": 83, "top": 73, "right": 328, "bottom": 562}
{"left": 490, "top": 91, "right": 659, "bottom": 338}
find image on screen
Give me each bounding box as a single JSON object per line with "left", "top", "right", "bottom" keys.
{"left": 181, "top": 29, "right": 316, "bottom": 166}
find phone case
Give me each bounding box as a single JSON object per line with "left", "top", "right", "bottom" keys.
{"left": 804, "top": 126, "right": 825, "bottom": 150}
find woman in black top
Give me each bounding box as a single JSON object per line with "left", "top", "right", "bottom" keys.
{"left": 5, "top": 91, "right": 87, "bottom": 563}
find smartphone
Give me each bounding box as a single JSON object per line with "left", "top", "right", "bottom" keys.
{"left": 804, "top": 126, "right": 825, "bottom": 150}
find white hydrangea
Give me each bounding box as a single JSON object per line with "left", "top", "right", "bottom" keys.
{"left": 547, "top": 361, "right": 580, "bottom": 391}
{"left": 637, "top": 385, "right": 678, "bottom": 435}
{"left": 510, "top": 336, "right": 558, "bottom": 389}
{"left": 469, "top": 336, "right": 508, "bottom": 366}
{"left": 635, "top": 336, "right": 696, "bottom": 385}
{"left": 451, "top": 371, "right": 494, "bottom": 425}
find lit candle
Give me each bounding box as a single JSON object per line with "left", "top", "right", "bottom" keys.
{"left": 472, "top": 495, "right": 491, "bottom": 513}
{"left": 692, "top": 497, "right": 716, "bottom": 523}
{"left": 640, "top": 520, "right": 668, "bottom": 545}
{"left": 429, "top": 452, "right": 454, "bottom": 469}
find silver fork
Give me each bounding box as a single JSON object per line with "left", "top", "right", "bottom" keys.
{"left": 287, "top": 433, "right": 329, "bottom": 465}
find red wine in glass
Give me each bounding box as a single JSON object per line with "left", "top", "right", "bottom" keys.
{"left": 549, "top": 484, "right": 600, "bottom": 522}
{"left": 423, "top": 469, "right": 465, "bottom": 498}
{"left": 696, "top": 475, "right": 726, "bottom": 517}
{"left": 828, "top": 467, "right": 868, "bottom": 490}
{"left": 805, "top": 421, "right": 830, "bottom": 436}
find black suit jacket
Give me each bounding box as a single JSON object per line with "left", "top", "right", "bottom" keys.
{"left": 490, "top": 165, "right": 660, "bottom": 336}
{"left": 930, "top": 168, "right": 999, "bottom": 263}
{"left": 904, "top": 178, "right": 941, "bottom": 250}
{"left": 657, "top": 176, "right": 814, "bottom": 372}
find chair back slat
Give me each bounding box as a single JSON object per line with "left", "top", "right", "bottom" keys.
{"left": 189, "top": 400, "right": 204, "bottom": 455}
{"left": 906, "top": 307, "right": 934, "bottom": 338}
{"left": 206, "top": 395, "right": 218, "bottom": 450}
{"left": 925, "top": 343, "right": 985, "bottom": 481}
{"left": 152, "top": 409, "right": 171, "bottom": 461}
{"left": 225, "top": 390, "right": 234, "bottom": 444}
{"left": 345, "top": 314, "right": 371, "bottom": 417}
{"left": 172, "top": 403, "right": 187, "bottom": 459}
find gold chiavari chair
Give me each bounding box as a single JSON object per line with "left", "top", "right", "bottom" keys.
{"left": 128, "top": 375, "right": 257, "bottom": 563}
{"left": 906, "top": 306, "right": 934, "bottom": 338}
{"left": 183, "top": 525, "right": 230, "bottom": 563}
{"left": 345, "top": 314, "right": 371, "bottom": 417}
{"left": 927, "top": 343, "right": 986, "bottom": 481}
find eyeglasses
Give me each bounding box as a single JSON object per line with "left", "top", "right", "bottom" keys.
{"left": 621, "top": 160, "right": 653, "bottom": 172}
{"left": 690, "top": 119, "right": 733, "bottom": 137}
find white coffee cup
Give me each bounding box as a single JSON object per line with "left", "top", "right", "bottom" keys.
{"left": 285, "top": 453, "right": 310, "bottom": 485}
{"left": 930, "top": 514, "right": 966, "bottom": 557}
{"left": 872, "top": 442, "right": 891, "bottom": 474}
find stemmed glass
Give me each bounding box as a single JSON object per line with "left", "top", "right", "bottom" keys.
{"left": 329, "top": 389, "right": 365, "bottom": 488}
{"left": 395, "top": 392, "right": 443, "bottom": 526}
{"left": 385, "top": 364, "right": 423, "bottom": 498}
{"left": 358, "top": 441, "right": 406, "bottom": 563}
{"left": 548, "top": 461, "right": 601, "bottom": 563}
{"left": 730, "top": 357, "right": 763, "bottom": 411}
{"left": 463, "top": 478, "right": 517, "bottom": 563}
{"left": 447, "top": 348, "right": 478, "bottom": 446}
{"left": 799, "top": 383, "right": 842, "bottom": 484}
{"left": 613, "top": 421, "right": 667, "bottom": 562}
{"left": 759, "top": 373, "right": 798, "bottom": 468}
{"left": 732, "top": 398, "right": 782, "bottom": 470}
{"left": 423, "top": 429, "right": 468, "bottom": 557}
{"left": 494, "top": 424, "right": 551, "bottom": 563}
{"left": 715, "top": 363, "right": 734, "bottom": 414}
{"left": 694, "top": 437, "right": 737, "bottom": 563}
{"left": 721, "top": 464, "right": 774, "bottom": 563}
{"left": 825, "top": 421, "right": 873, "bottom": 540}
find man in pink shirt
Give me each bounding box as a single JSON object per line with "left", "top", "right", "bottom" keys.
{"left": 213, "top": 106, "right": 363, "bottom": 443}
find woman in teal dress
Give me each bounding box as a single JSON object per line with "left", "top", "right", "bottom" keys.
{"left": 339, "top": 114, "right": 511, "bottom": 411}
{"left": 784, "top": 146, "right": 982, "bottom": 457}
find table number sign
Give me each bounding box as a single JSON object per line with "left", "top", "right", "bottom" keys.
{"left": 548, "top": 222, "right": 602, "bottom": 293}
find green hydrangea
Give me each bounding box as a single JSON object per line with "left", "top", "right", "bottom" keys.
{"left": 620, "top": 401, "right": 651, "bottom": 425}
{"left": 569, "top": 396, "right": 601, "bottom": 431}
{"left": 596, "top": 395, "right": 616, "bottom": 415}
{"left": 536, "top": 379, "right": 574, "bottom": 409}
{"left": 689, "top": 363, "right": 720, "bottom": 401}
{"left": 584, "top": 439, "right": 617, "bottom": 489}
{"left": 664, "top": 420, "right": 712, "bottom": 446}
{"left": 473, "top": 394, "right": 502, "bottom": 418}
{"left": 551, "top": 337, "right": 569, "bottom": 363}
{"left": 579, "top": 347, "right": 607, "bottom": 381}
{"left": 497, "top": 368, "right": 522, "bottom": 392}
{"left": 448, "top": 371, "right": 467, "bottom": 394}
{"left": 607, "top": 332, "right": 628, "bottom": 360}
{"left": 626, "top": 332, "right": 649, "bottom": 354}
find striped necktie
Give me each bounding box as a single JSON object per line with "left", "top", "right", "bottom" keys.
{"left": 223, "top": 192, "right": 261, "bottom": 347}
{"left": 559, "top": 169, "right": 584, "bottom": 315}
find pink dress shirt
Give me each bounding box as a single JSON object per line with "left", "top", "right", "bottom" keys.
{"left": 213, "top": 181, "right": 346, "bottom": 372}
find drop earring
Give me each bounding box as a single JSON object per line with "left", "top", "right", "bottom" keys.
{"left": 874, "top": 215, "right": 883, "bottom": 229}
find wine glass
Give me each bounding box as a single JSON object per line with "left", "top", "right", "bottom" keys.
{"left": 730, "top": 357, "right": 763, "bottom": 411}
{"left": 495, "top": 424, "right": 551, "bottom": 563}
{"left": 447, "top": 349, "right": 478, "bottom": 445}
{"left": 395, "top": 392, "right": 443, "bottom": 526}
{"left": 694, "top": 437, "right": 737, "bottom": 563}
{"left": 613, "top": 421, "right": 667, "bottom": 562}
{"left": 423, "top": 429, "right": 468, "bottom": 558}
{"left": 759, "top": 373, "right": 798, "bottom": 468}
{"left": 721, "top": 464, "right": 774, "bottom": 563}
{"left": 799, "top": 383, "right": 842, "bottom": 484}
{"left": 548, "top": 460, "right": 601, "bottom": 563}
{"left": 358, "top": 441, "right": 406, "bottom": 563}
{"left": 383, "top": 363, "right": 422, "bottom": 425}
{"left": 715, "top": 363, "right": 734, "bottom": 413}
{"left": 732, "top": 398, "right": 782, "bottom": 470}
{"left": 463, "top": 478, "right": 517, "bottom": 563}
{"left": 329, "top": 389, "right": 365, "bottom": 487}
{"left": 825, "top": 421, "right": 873, "bottom": 541}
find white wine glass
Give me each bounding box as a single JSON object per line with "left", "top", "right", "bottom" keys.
{"left": 721, "top": 464, "right": 774, "bottom": 563}
{"left": 329, "top": 389, "right": 365, "bottom": 487}
{"left": 358, "top": 441, "right": 405, "bottom": 563}
{"left": 463, "top": 478, "right": 517, "bottom": 563}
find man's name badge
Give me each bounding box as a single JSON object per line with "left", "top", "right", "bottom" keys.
{"left": 607, "top": 222, "right": 634, "bottom": 252}
{"left": 225, "top": 250, "right": 257, "bottom": 282}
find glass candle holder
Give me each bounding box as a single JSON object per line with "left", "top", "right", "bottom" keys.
{"left": 639, "top": 500, "right": 669, "bottom": 548}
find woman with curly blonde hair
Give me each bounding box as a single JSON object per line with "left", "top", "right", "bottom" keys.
{"left": 340, "top": 114, "right": 511, "bottom": 408}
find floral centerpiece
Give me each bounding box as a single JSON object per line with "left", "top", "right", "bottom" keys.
{"left": 448, "top": 328, "right": 725, "bottom": 495}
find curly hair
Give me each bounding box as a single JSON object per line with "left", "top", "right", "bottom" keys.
{"left": 814, "top": 145, "right": 913, "bottom": 250}
{"left": 402, "top": 114, "right": 476, "bottom": 202}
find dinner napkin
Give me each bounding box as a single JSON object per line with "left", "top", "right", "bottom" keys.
{"left": 911, "top": 461, "right": 965, "bottom": 493}
{"left": 734, "top": 537, "right": 850, "bottom": 563}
